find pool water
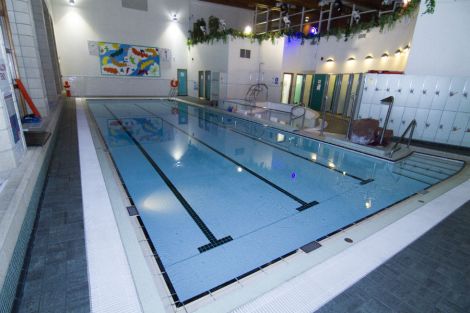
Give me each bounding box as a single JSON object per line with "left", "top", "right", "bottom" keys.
{"left": 88, "top": 99, "right": 464, "bottom": 305}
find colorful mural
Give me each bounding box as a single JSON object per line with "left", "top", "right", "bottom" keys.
{"left": 99, "top": 42, "right": 160, "bottom": 77}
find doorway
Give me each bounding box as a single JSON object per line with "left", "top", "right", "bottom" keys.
{"left": 177, "top": 69, "right": 188, "bottom": 96}
{"left": 204, "top": 71, "right": 211, "bottom": 101}
{"left": 309, "top": 74, "right": 328, "bottom": 111}
{"left": 293, "top": 74, "right": 305, "bottom": 105}
{"left": 281, "top": 73, "right": 293, "bottom": 104}
{"left": 198, "top": 71, "right": 204, "bottom": 98}
{"left": 302, "top": 74, "right": 313, "bottom": 106}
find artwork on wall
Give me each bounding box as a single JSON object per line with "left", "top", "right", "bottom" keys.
{"left": 98, "top": 42, "right": 160, "bottom": 77}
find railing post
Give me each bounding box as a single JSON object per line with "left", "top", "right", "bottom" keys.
{"left": 407, "top": 121, "right": 416, "bottom": 147}
{"left": 379, "top": 96, "right": 394, "bottom": 145}
{"left": 346, "top": 93, "right": 357, "bottom": 139}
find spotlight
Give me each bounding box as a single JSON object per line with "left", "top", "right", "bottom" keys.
{"left": 283, "top": 16, "right": 291, "bottom": 27}
{"left": 394, "top": 48, "right": 402, "bottom": 56}
{"left": 352, "top": 10, "right": 360, "bottom": 24}
{"left": 365, "top": 55, "right": 373, "bottom": 60}
{"left": 403, "top": 44, "right": 411, "bottom": 52}
{"left": 326, "top": 57, "right": 334, "bottom": 63}
{"left": 381, "top": 52, "right": 390, "bottom": 59}
{"left": 347, "top": 56, "right": 356, "bottom": 61}
{"left": 243, "top": 25, "right": 252, "bottom": 35}
{"left": 334, "top": 0, "right": 343, "bottom": 12}
{"left": 304, "top": 16, "right": 310, "bottom": 23}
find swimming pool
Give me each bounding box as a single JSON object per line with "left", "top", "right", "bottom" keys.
{"left": 87, "top": 99, "right": 464, "bottom": 306}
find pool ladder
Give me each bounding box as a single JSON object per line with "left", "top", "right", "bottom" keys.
{"left": 387, "top": 119, "right": 417, "bottom": 158}
{"left": 289, "top": 105, "right": 306, "bottom": 129}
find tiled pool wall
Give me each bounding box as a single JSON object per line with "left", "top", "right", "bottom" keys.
{"left": 0, "top": 110, "right": 60, "bottom": 313}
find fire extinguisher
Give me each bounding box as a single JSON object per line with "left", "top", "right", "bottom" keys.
{"left": 64, "top": 81, "right": 71, "bottom": 97}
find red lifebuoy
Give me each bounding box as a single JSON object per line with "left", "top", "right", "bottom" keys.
{"left": 170, "top": 79, "right": 179, "bottom": 88}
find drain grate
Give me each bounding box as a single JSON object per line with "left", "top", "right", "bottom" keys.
{"left": 127, "top": 205, "right": 139, "bottom": 216}
{"left": 300, "top": 241, "right": 322, "bottom": 253}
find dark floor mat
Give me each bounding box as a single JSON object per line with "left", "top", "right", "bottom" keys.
{"left": 23, "top": 131, "right": 51, "bottom": 146}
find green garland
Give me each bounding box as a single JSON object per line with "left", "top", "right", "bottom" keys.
{"left": 187, "top": 0, "right": 435, "bottom": 47}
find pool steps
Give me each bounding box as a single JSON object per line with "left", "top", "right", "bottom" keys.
{"left": 393, "top": 154, "right": 463, "bottom": 185}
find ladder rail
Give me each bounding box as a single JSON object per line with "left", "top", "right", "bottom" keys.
{"left": 388, "top": 119, "right": 417, "bottom": 157}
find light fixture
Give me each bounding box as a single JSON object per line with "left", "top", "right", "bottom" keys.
{"left": 276, "top": 133, "right": 285, "bottom": 142}
{"left": 304, "top": 16, "right": 310, "bottom": 23}
{"left": 328, "top": 161, "right": 335, "bottom": 169}
{"left": 310, "top": 26, "right": 318, "bottom": 35}
{"left": 310, "top": 153, "right": 317, "bottom": 161}
{"left": 381, "top": 52, "right": 390, "bottom": 59}
{"left": 403, "top": 44, "right": 411, "bottom": 52}
{"left": 243, "top": 25, "right": 252, "bottom": 35}
{"left": 347, "top": 56, "right": 356, "bottom": 61}
{"left": 171, "top": 13, "right": 178, "bottom": 21}
{"left": 394, "top": 48, "right": 402, "bottom": 56}
{"left": 365, "top": 55, "right": 373, "bottom": 60}
{"left": 237, "top": 166, "right": 243, "bottom": 173}
{"left": 326, "top": 57, "right": 334, "bottom": 63}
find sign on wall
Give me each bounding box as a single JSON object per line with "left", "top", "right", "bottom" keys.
{"left": 98, "top": 42, "right": 160, "bottom": 77}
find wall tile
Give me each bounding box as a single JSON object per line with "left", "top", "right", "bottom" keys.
{"left": 19, "top": 34, "right": 34, "bottom": 47}
{"left": 13, "top": 0, "right": 29, "bottom": 13}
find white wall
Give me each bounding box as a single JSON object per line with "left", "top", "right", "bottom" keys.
{"left": 187, "top": 41, "right": 229, "bottom": 97}
{"left": 282, "top": 16, "right": 417, "bottom": 75}
{"left": 189, "top": 0, "right": 253, "bottom": 31}
{"left": 258, "top": 39, "right": 284, "bottom": 102}
{"left": 406, "top": 0, "right": 470, "bottom": 76}
{"left": 50, "top": 0, "right": 190, "bottom": 96}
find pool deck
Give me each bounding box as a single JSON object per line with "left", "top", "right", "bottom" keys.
{"left": 12, "top": 99, "right": 90, "bottom": 313}
{"left": 316, "top": 200, "right": 470, "bottom": 313}
{"left": 8, "top": 97, "right": 470, "bottom": 313}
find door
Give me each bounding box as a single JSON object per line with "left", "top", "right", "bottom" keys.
{"left": 281, "top": 73, "right": 293, "bottom": 104}
{"left": 309, "top": 74, "right": 328, "bottom": 111}
{"left": 177, "top": 69, "right": 188, "bottom": 96}
{"left": 326, "top": 74, "right": 338, "bottom": 112}
{"left": 198, "top": 71, "right": 204, "bottom": 98}
{"left": 293, "top": 74, "right": 305, "bottom": 104}
{"left": 204, "top": 70, "right": 211, "bottom": 100}
{"left": 302, "top": 74, "right": 313, "bottom": 106}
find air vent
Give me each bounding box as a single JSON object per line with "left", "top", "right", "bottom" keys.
{"left": 240, "top": 49, "right": 251, "bottom": 59}
{"left": 122, "top": 0, "right": 148, "bottom": 11}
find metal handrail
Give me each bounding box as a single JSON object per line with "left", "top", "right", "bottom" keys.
{"left": 245, "top": 83, "right": 269, "bottom": 103}
{"left": 289, "top": 105, "right": 306, "bottom": 128}
{"left": 388, "top": 119, "right": 417, "bottom": 158}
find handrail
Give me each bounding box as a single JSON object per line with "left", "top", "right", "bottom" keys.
{"left": 388, "top": 119, "right": 417, "bottom": 158}
{"left": 245, "top": 83, "right": 269, "bottom": 103}
{"left": 289, "top": 104, "right": 306, "bottom": 128}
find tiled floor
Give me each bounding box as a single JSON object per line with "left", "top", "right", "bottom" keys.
{"left": 13, "top": 100, "right": 90, "bottom": 313}
{"left": 315, "top": 200, "right": 470, "bottom": 313}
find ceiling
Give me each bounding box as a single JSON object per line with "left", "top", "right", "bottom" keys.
{"left": 199, "top": 0, "right": 395, "bottom": 12}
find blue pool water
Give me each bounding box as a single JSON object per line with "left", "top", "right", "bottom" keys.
{"left": 88, "top": 99, "right": 463, "bottom": 305}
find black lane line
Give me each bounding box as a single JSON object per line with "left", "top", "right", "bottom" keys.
{"left": 146, "top": 101, "right": 371, "bottom": 184}
{"left": 103, "top": 104, "right": 232, "bottom": 253}
{"left": 133, "top": 103, "right": 311, "bottom": 207}
{"left": 230, "top": 127, "right": 371, "bottom": 184}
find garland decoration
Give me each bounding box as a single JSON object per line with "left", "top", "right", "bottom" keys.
{"left": 187, "top": 0, "right": 435, "bottom": 47}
